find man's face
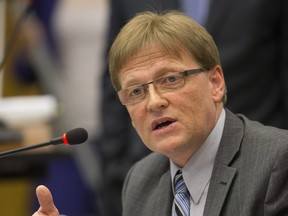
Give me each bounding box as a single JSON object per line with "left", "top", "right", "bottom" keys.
{"left": 119, "top": 47, "right": 225, "bottom": 167}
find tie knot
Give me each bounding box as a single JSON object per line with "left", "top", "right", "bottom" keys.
{"left": 174, "top": 170, "right": 190, "bottom": 196}
{"left": 173, "top": 170, "right": 191, "bottom": 216}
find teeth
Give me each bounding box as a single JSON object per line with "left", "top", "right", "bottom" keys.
{"left": 156, "top": 121, "right": 170, "bottom": 129}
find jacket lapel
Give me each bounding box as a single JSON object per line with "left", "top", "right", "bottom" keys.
{"left": 155, "top": 169, "right": 174, "bottom": 215}
{"left": 203, "top": 162, "right": 237, "bottom": 216}
{"left": 203, "top": 109, "right": 244, "bottom": 216}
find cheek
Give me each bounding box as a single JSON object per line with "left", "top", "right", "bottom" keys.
{"left": 175, "top": 87, "right": 206, "bottom": 110}
{"left": 127, "top": 106, "right": 146, "bottom": 130}
{"left": 175, "top": 88, "right": 213, "bottom": 128}
{"left": 129, "top": 108, "right": 150, "bottom": 145}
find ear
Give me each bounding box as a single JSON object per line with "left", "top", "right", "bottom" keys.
{"left": 209, "top": 65, "right": 226, "bottom": 103}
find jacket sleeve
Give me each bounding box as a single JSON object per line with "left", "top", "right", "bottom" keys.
{"left": 264, "top": 139, "right": 288, "bottom": 215}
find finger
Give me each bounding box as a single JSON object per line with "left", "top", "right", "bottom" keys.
{"left": 35, "top": 185, "right": 59, "bottom": 215}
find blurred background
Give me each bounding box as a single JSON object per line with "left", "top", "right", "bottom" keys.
{"left": 0, "top": 0, "right": 287, "bottom": 216}
{"left": 0, "top": 0, "right": 109, "bottom": 215}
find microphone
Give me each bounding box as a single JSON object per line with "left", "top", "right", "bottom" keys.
{"left": 0, "top": 128, "right": 88, "bottom": 158}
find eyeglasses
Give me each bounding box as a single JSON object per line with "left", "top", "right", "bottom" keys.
{"left": 118, "top": 68, "right": 205, "bottom": 105}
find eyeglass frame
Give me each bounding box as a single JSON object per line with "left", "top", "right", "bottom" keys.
{"left": 117, "top": 68, "right": 206, "bottom": 105}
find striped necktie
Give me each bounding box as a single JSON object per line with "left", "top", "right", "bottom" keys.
{"left": 174, "top": 170, "right": 191, "bottom": 216}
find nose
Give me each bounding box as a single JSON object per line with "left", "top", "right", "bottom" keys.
{"left": 146, "top": 84, "right": 168, "bottom": 111}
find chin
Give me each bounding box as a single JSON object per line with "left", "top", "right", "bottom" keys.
{"left": 156, "top": 142, "right": 183, "bottom": 156}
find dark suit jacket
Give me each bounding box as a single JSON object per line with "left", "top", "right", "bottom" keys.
{"left": 122, "top": 109, "right": 288, "bottom": 215}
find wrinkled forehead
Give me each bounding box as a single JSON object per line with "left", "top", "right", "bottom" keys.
{"left": 118, "top": 45, "right": 198, "bottom": 88}
{"left": 114, "top": 42, "right": 197, "bottom": 92}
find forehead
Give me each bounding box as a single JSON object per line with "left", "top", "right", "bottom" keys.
{"left": 119, "top": 46, "right": 195, "bottom": 81}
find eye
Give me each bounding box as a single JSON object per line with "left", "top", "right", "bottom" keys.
{"left": 162, "top": 74, "right": 182, "bottom": 84}
{"left": 127, "top": 86, "right": 144, "bottom": 97}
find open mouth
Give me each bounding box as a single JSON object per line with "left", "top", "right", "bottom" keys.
{"left": 154, "top": 120, "right": 174, "bottom": 130}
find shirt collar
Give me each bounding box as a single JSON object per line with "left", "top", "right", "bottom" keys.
{"left": 170, "top": 108, "right": 225, "bottom": 204}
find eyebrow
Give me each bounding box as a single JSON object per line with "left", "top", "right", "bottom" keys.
{"left": 122, "top": 68, "right": 184, "bottom": 89}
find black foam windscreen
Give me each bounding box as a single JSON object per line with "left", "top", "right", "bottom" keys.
{"left": 65, "top": 128, "right": 88, "bottom": 145}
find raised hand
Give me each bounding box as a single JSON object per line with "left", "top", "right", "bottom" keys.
{"left": 32, "top": 185, "right": 59, "bottom": 216}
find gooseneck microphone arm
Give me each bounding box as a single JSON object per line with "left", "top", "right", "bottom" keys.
{"left": 0, "top": 128, "right": 88, "bottom": 158}
{"left": 0, "top": 141, "right": 53, "bottom": 158}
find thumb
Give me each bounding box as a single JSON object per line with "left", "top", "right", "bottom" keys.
{"left": 34, "top": 185, "right": 59, "bottom": 216}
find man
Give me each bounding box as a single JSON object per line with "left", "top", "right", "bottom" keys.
{"left": 34, "top": 11, "right": 288, "bottom": 216}
{"left": 98, "top": 1, "right": 288, "bottom": 214}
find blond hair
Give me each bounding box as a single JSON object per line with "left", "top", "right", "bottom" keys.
{"left": 109, "top": 11, "right": 222, "bottom": 93}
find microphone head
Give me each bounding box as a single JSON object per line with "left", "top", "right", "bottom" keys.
{"left": 63, "top": 128, "right": 88, "bottom": 145}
